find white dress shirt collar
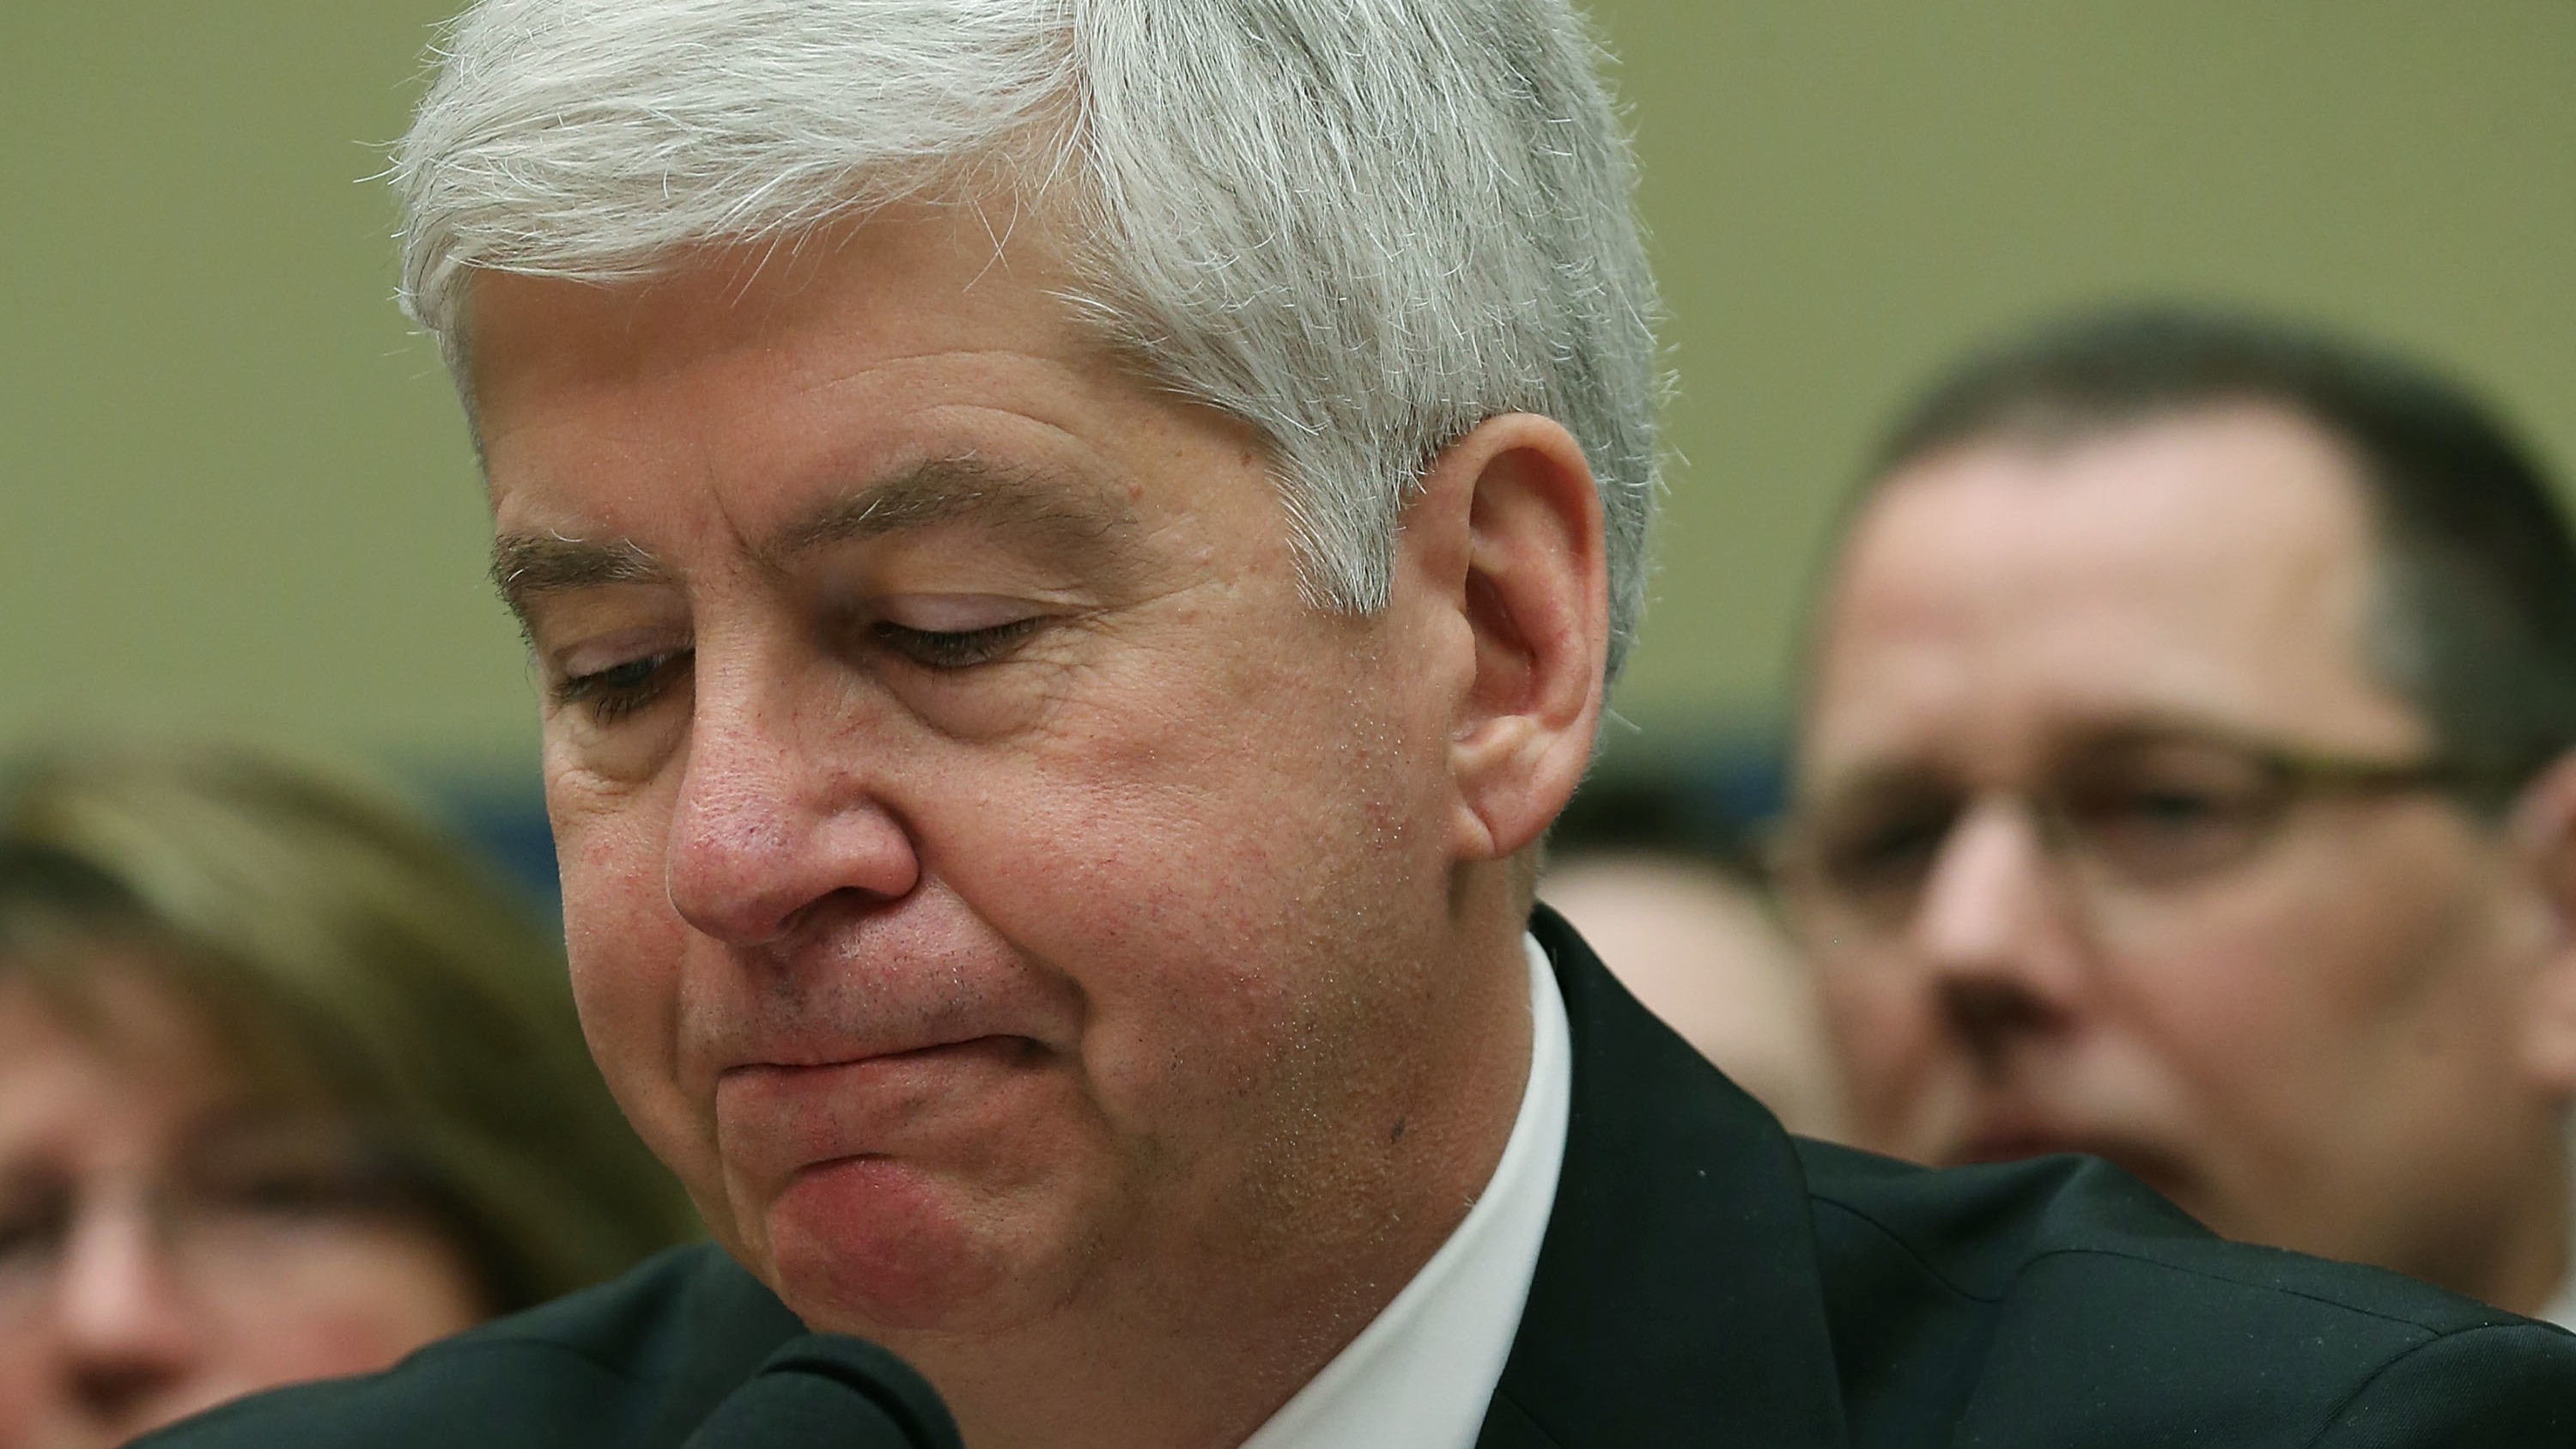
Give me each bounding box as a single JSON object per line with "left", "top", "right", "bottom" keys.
{"left": 2533, "top": 1146, "right": 2576, "bottom": 1330}
{"left": 1237, "top": 933, "right": 1573, "bottom": 1449}
{"left": 2541, "top": 1229, "right": 2576, "bottom": 1330}
{"left": 2539, "top": 1276, "right": 2575, "bottom": 1330}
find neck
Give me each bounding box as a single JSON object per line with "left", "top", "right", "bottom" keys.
{"left": 2470, "top": 1133, "right": 2573, "bottom": 1318}
{"left": 902, "top": 887, "right": 1540, "bottom": 1449}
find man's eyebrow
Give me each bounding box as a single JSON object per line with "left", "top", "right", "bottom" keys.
{"left": 487, "top": 460, "right": 1138, "bottom": 618}
{"left": 489, "top": 533, "right": 668, "bottom": 619}
{"left": 1802, "top": 758, "right": 1955, "bottom": 809}
{"left": 1804, "top": 710, "right": 2296, "bottom": 806}
{"left": 762, "top": 457, "right": 1140, "bottom": 569}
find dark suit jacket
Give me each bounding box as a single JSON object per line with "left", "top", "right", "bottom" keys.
{"left": 143, "top": 909, "right": 2576, "bottom": 1446}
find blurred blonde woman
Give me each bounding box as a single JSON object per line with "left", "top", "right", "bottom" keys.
{"left": 0, "top": 747, "right": 698, "bottom": 1449}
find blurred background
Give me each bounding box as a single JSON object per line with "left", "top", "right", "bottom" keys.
{"left": 3, "top": 1, "right": 2573, "bottom": 897}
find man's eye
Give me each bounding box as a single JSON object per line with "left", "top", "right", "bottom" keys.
{"left": 2076, "top": 784, "right": 2242, "bottom": 833}
{"left": 556, "top": 649, "right": 691, "bottom": 721}
{"left": 0, "top": 1191, "right": 68, "bottom": 1266}
{"left": 1820, "top": 809, "right": 1955, "bottom": 890}
{"left": 2071, "top": 781, "right": 2269, "bottom": 879}
{"left": 2121, "top": 788, "right": 2224, "bottom": 822}
{"left": 871, "top": 618, "right": 1040, "bottom": 670}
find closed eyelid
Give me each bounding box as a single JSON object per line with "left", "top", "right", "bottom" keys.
{"left": 553, "top": 625, "right": 692, "bottom": 681}
{"left": 871, "top": 594, "right": 1050, "bottom": 632}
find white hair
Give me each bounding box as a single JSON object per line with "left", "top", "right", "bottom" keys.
{"left": 396, "top": 0, "right": 1663, "bottom": 674}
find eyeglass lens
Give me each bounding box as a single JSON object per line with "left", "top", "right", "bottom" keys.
{"left": 1783, "top": 734, "right": 2308, "bottom": 938}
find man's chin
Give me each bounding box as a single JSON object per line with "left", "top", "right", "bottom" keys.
{"left": 758, "top": 1155, "right": 1041, "bottom": 1334}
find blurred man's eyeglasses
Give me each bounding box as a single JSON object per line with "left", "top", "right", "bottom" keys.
{"left": 1767, "top": 724, "right": 2480, "bottom": 947}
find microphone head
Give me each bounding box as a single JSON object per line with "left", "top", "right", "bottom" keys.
{"left": 683, "top": 1334, "right": 963, "bottom": 1449}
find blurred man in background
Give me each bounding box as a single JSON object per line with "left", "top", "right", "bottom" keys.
{"left": 1775, "top": 307, "right": 2576, "bottom": 1324}
{"left": 1541, "top": 779, "right": 1846, "bottom": 1138}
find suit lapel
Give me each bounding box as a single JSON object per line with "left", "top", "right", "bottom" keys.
{"left": 638, "top": 1250, "right": 811, "bottom": 1446}
{"left": 1478, "top": 908, "right": 1850, "bottom": 1447}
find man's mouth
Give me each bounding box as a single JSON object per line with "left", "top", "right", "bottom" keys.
{"left": 723, "top": 1032, "right": 1039, "bottom": 1079}
{"left": 712, "top": 1034, "right": 1052, "bottom": 1170}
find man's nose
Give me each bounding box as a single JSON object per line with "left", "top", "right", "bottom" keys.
{"left": 664, "top": 665, "right": 922, "bottom": 947}
{"left": 55, "top": 1200, "right": 199, "bottom": 1426}
{"left": 1911, "top": 801, "right": 2087, "bottom": 1062}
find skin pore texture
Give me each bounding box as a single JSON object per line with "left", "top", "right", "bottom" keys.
{"left": 468, "top": 203, "right": 1607, "bottom": 1449}
{"left": 1798, "top": 404, "right": 2576, "bottom": 1314}
{"left": 0, "top": 966, "right": 484, "bottom": 1449}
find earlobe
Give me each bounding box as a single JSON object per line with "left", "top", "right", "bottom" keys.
{"left": 2506, "top": 750, "right": 2576, "bottom": 1093}
{"left": 2523, "top": 960, "right": 2576, "bottom": 1094}
{"left": 1400, "top": 414, "right": 1609, "bottom": 864}
{"left": 2509, "top": 751, "right": 2576, "bottom": 914}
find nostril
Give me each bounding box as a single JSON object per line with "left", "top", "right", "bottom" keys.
{"left": 71, "top": 1355, "right": 187, "bottom": 1428}
{"left": 1939, "top": 978, "right": 2069, "bottom": 1063}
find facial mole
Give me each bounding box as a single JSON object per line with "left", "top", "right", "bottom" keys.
{"left": 1389, "top": 1116, "right": 1406, "bottom": 1144}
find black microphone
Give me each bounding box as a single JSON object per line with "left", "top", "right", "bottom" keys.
{"left": 683, "top": 1335, "right": 963, "bottom": 1448}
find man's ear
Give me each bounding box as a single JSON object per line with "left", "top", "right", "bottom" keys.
{"left": 2506, "top": 748, "right": 2576, "bottom": 1094}
{"left": 1396, "top": 413, "right": 1609, "bottom": 864}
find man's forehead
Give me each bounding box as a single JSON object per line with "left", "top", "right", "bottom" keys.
{"left": 465, "top": 206, "right": 1089, "bottom": 412}
{"left": 1852, "top": 406, "right": 2377, "bottom": 594}
{"left": 1801, "top": 406, "right": 2426, "bottom": 782}
{"left": 459, "top": 208, "right": 1222, "bottom": 596}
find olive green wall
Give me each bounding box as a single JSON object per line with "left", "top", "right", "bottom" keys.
{"left": 3, "top": 3, "right": 510, "bottom": 769}
{"left": 5, "top": 3, "right": 2573, "bottom": 776}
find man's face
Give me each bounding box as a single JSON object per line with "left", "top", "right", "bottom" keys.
{"left": 1795, "top": 405, "right": 2571, "bottom": 1288}
{"left": 467, "top": 210, "right": 1479, "bottom": 1338}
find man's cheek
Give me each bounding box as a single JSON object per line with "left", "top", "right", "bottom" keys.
{"left": 2119, "top": 934, "right": 2325, "bottom": 1088}
{"left": 562, "top": 884, "right": 721, "bottom": 1205}
{"left": 568, "top": 956, "right": 687, "bottom": 1135}
{"left": 1820, "top": 972, "right": 1920, "bottom": 1075}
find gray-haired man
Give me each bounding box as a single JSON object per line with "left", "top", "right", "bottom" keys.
{"left": 147, "top": 5, "right": 2574, "bottom": 1447}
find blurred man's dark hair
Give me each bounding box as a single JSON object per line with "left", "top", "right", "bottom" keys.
{"left": 1869, "top": 305, "right": 2576, "bottom": 796}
